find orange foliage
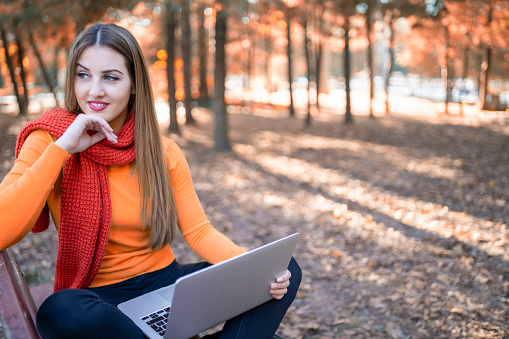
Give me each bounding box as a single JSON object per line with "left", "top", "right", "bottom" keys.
{"left": 157, "top": 49, "right": 167, "bottom": 61}
{"left": 281, "top": 0, "right": 303, "bottom": 7}
{"left": 328, "top": 37, "right": 344, "bottom": 53}
{"left": 206, "top": 7, "right": 216, "bottom": 27}
{"left": 175, "top": 88, "right": 184, "bottom": 101}
{"left": 174, "top": 58, "right": 183, "bottom": 69}
{"left": 350, "top": 35, "right": 369, "bottom": 53}
{"left": 406, "top": 15, "right": 418, "bottom": 27}
{"left": 8, "top": 44, "right": 18, "bottom": 57}
{"left": 154, "top": 60, "right": 166, "bottom": 70}
{"left": 249, "top": 20, "right": 259, "bottom": 30}
{"left": 257, "top": 24, "right": 270, "bottom": 35}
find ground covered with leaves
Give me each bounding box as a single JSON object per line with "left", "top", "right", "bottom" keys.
{"left": 1, "top": 99, "right": 508, "bottom": 338}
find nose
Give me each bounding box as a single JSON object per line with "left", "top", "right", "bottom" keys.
{"left": 89, "top": 79, "right": 105, "bottom": 97}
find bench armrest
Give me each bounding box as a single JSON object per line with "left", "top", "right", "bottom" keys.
{"left": 0, "top": 248, "right": 41, "bottom": 338}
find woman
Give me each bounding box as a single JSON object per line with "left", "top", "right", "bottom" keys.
{"left": 0, "top": 23, "right": 301, "bottom": 339}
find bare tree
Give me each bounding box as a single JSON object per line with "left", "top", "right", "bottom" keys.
{"left": 181, "top": 0, "right": 195, "bottom": 124}
{"left": 0, "top": 26, "right": 27, "bottom": 115}
{"left": 213, "top": 7, "right": 230, "bottom": 151}
{"left": 286, "top": 10, "right": 295, "bottom": 117}
{"left": 166, "top": 9, "right": 181, "bottom": 135}
{"left": 197, "top": 6, "right": 209, "bottom": 100}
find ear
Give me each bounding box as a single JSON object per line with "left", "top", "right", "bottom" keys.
{"left": 131, "top": 86, "right": 136, "bottom": 94}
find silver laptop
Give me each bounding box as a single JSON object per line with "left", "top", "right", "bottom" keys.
{"left": 118, "top": 233, "right": 299, "bottom": 339}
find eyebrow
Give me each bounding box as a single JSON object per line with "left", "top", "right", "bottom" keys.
{"left": 76, "top": 63, "right": 124, "bottom": 75}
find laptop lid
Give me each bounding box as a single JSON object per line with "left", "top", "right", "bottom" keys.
{"left": 118, "top": 233, "right": 299, "bottom": 339}
{"left": 164, "top": 232, "right": 299, "bottom": 339}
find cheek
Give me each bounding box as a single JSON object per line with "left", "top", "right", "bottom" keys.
{"left": 117, "top": 85, "right": 133, "bottom": 104}
{"left": 74, "top": 82, "right": 86, "bottom": 100}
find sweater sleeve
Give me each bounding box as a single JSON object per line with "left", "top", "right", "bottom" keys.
{"left": 163, "top": 137, "right": 245, "bottom": 263}
{"left": 0, "top": 130, "right": 70, "bottom": 250}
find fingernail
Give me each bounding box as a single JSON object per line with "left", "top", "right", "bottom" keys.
{"left": 277, "top": 277, "right": 283, "bottom": 283}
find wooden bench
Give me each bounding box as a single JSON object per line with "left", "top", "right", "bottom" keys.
{"left": 0, "top": 248, "right": 42, "bottom": 338}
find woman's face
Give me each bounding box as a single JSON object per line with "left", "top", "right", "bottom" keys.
{"left": 74, "top": 45, "right": 134, "bottom": 133}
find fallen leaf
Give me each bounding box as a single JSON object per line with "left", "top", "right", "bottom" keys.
{"left": 452, "top": 243, "right": 464, "bottom": 255}
{"left": 450, "top": 307, "right": 464, "bottom": 315}
{"left": 386, "top": 321, "right": 404, "bottom": 339}
{"left": 281, "top": 326, "right": 301, "bottom": 338}
{"left": 299, "top": 320, "right": 320, "bottom": 330}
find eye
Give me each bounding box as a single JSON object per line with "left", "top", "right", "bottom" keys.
{"left": 77, "top": 72, "right": 90, "bottom": 79}
{"left": 104, "top": 75, "right": 119, "bottom": 81}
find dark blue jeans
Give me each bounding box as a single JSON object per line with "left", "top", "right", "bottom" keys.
{"left": 36, "top": 257, "right": 301, "bottom": 339}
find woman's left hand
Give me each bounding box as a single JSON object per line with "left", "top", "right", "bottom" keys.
{"left": 270, "top": 269, "right": 291, "bottom": 300}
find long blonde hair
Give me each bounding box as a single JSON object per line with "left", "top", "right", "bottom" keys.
{"left": 64, "top": 23, "right": 177, "bottom": 250}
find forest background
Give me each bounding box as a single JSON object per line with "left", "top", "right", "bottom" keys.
{"left": 0, "top": 0, "right": 508, "bottom": 338}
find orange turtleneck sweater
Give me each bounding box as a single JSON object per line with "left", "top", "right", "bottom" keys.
{"left": 0, "top": 129, "right": 244, "bottom": 288}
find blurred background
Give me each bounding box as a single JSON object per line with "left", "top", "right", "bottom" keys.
{"left": 0, "top": 0, "right": 508, "bottom": 128}
{"left": 1, "top": 1, "right": 508, "bottom": 338}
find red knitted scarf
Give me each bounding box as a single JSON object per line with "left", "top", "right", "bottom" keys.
{"left": 15, "top": 107, "right": 136, "bottom": 292}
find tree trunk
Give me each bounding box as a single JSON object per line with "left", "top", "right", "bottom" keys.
{"left": 213, "top": 9, "right": 231, "bottom": 152}
{"left": 166, "top": 11, "right": 180, "bottom": 135}
{"left": 0, "top": 26, "right": 27, "bottom": 115}
{"left": 366, "top": 4, "right": 375, "bottom": 118}
{"left": 344, "top": 17, "right": 353, "bottom": 124}
{"left": 303, "top": 18, "right": 312, "bottom": 127}
{"left": 444, "top": 25, "right": 451, "bottom": 115}
{"left": 460, "top": 45, "right": 470, "bottom": 116}
{"left": 247, "top": 21, "right": 253, "bottom": 92}
{"left": 287, "top": 12, "right": 295, "bottom": 117}
{"left": 182, "top": 6, "right": 195, "bottom": 124}
{"left": 198, "top": 7, "right": 209, "bottom": 100}
{"left": 385, "top": 13, "right": 395, "bottom": 115}
{"left": 480, "top": 3, "right": 493, "bottom": 111}
{"left": 315, "top": 6, "right": 323, "bottom": 109}
{"left": 14, "top": 33, "right": 29, "bottom": 110}
{"left": 0, "top": 68, "right": 4, "bottom": 88}
{"left": 52, "top": 46, "right": 59, "bottom": 87}
{"left": 480, "top": 46, "right": 492, "bottom": 110}
{"left": 263, "top": 30, "right": 272, "bottom": 92}
{"left": 27, "top": 29, "right": 60, "bottom": 106}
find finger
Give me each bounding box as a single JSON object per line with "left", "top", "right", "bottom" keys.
{"left": 98, "top": 126, "right": 118, "bottom": 143}
{"left": 80, "top": 115, "right": 117, "bottom": 143}
{"left": 270, "top": 287, "right": 288, "bottom": 299}
{"left": 270, "top": 286, "right": 288, "bottom": 294}
{"left": 276, "top": 270, "right": 291, "bottom": 283}
{"left": 271, "top": 280, "right": 290, "bottom": 290}
{"left": 89, "top": 132, "right": 107, "bottom": 145}
{"left": 82, "top": 121, "right": 114, "bottom": 143}
{"left": 78, "top": 114, "right": 112, "bottom": 132}
{"left": 89, "top": 120, "right": 113, "bottom": 134}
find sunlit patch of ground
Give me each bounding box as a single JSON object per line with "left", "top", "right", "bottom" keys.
{"left": 173, "top": 103, "right": 507, "bottom": 338}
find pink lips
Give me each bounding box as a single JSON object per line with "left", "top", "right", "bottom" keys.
{"left": 88, "top": 101, "right": 109, "bottom": 111}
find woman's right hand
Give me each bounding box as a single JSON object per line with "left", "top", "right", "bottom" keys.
{"left": 55, "top": 114, "right": 118, "bottom": 154}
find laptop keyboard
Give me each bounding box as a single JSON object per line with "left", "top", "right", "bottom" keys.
{"left": 141, "top": 307, "right": 171, "bottom": 337}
